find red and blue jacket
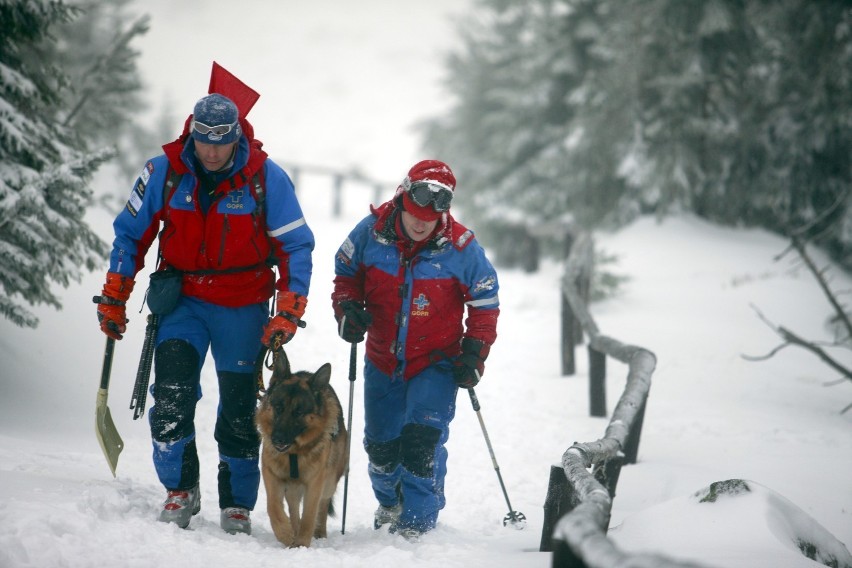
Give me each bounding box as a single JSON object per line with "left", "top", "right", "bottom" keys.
{"left": 109, "top": 127, "right": 314, "bottom": 307}
{"left": 332, "top": 200, "right": 499, "bottom": 380}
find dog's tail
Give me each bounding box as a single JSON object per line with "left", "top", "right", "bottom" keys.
{"left": 328, "top": 496, "right": 336, "bottom": 518}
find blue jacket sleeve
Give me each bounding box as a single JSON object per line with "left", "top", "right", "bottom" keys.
{"left": 459, "top": 237, "right": 500, "bottom": 345}
{"left": 263, "top": 160, "right": 315, "bottom": 296}
{"left": 331, "top": 214, "right": 375, "bottom": 306}
{"left": 109, "top": 156, "right": 170, "bottom": 278}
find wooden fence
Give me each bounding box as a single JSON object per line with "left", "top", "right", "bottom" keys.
{"left": 542, "top": 233, "right": 712, "bottom": 568}
{"left": 282, "top": 160, "right": 391, "bottom": 216}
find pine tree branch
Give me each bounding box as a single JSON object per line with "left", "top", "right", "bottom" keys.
{"left": 773, "top": 325, "right": 852, "bottom": 382}
{"left": 789, "top": 187, "right": 850, "bottom": 241}
{"left": 63, "top": 15, "right": 150, "bottom": 128}
{"left": 744, "top": 304, "right": 852, "bottom": 383}
{"left": 791, "top": 237, "right": 852, "bottom": 342}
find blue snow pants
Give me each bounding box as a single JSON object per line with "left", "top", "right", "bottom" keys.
{"left": 148, "top": 296, "right": 267, "bottom": 510}
{"left": 362, "top": 359, "right": 458, "bottom": 532}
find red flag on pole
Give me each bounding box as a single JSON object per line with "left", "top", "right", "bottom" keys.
{"left": 208, "top": 61, "right": 260, "bottom": 118}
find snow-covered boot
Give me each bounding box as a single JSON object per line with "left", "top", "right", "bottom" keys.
{"left": 373, "top": 503, "right": 402, "bottom": 530}
{"left": 158, "top": 486, "right": 200, "bottom": 528}
{"left": 389, "top": 522, "right": 424, "bottom": 542}
{"left": 396, "top": 526, "right": 423, "bottom": 543}
{"left": 220, "top": 507, "right": 251, "bottom": 535}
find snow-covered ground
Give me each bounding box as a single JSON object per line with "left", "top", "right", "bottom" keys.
{"left": 2, "top": 194, "right": 851, "bottom": 567}
{"left": 1, "top": 1, "right": 851, "bottom": 566}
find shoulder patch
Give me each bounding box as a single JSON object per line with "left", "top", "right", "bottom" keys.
{"left": 455, "top": 229, "right": 474, "bottom": 250}
{"left": 473, "top": 275, "right": 497, "bottom": 293}
{"left": 336, "top": 237, "right": 355, "bottom": 266}
{"left": 140, "top": 161, "right": 154, "bottom": 185}
{"left": 126, "top": 162, "right": 155, "bottom": 217}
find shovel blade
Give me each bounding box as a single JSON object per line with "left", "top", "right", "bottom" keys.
{"left": 96, "top": 388, "right": 124, "bottom": 476}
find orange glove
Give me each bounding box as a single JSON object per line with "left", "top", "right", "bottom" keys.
{"left": 261, "top": 291, "right": 307, "bottom": 348}
{"left": 96, "top": 272, "right": 135, "bottom": 340}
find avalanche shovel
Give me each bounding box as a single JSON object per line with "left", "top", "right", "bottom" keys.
{"left": 95, "top": 336, "right": 124, "bottom": 476}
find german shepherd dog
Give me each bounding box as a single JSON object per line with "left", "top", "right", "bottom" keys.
{"left": 256, "top": 350, "right": 348, "bottom": 548}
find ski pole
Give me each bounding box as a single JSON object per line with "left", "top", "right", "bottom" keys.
{"left": 341, "top": 342, "right": 357, "bottom": 534}
{"left": 468, "top": 387, "right": 527, "bottom": 528}
{"left": 130, "top": 313, "right": 159, "bottom": 419}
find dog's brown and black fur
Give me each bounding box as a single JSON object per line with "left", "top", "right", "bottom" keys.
{"left": 256, "top": 350, "right": 348, "bottom": 548}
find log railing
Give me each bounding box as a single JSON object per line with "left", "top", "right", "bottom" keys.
{"left": 542, "top": 233, "right": 712, "bottom": 568}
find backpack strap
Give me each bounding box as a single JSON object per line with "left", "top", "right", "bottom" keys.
{"left": 251, "top": 168, "right": 265, "bottom": 218}
{"left": 162, "top": 166, "right": 182, "bottom": 209}
{"left": 157, "top": 166, "right": 183, "bottom": 267}
{"left": 250, "top": 167, "right": 278, "bottom": 271}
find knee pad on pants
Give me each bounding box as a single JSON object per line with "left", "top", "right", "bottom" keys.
{"left": 215, "top": 371, "right": 260, "bottom": 459}
{"left": 400, "top": 423, "right": 441, "bottom": 479}
{"left": 151, "top": 339, "right": 199, "bottom": 442}
{"left": 364, "top": 437, "right": 401, "bottom": 474}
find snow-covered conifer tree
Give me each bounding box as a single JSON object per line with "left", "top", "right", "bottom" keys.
{"left": 0, "top": 0, "right": 113, "bottom": 327}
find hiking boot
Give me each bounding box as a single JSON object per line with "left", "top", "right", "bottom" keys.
{"left": 220, "top": 507, "right": 251, "bottom": 535}
{"left": 373, "top": 503, "right": 402, "bottom": 530}
{"left": 398, "top": 527, "right": 423, "bottom": 542}
{"left": 390, "top": 524, "right": 423, "bottom": 543}
{"left": 158, "top": 486, "right": 200, "bottom": 529}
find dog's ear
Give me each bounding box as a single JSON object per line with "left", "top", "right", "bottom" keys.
{"left": 272, "top": 349, "right": 291, "bottom": 381}
{"left": 310, "top": 363, "right": 332, "bottom": 390}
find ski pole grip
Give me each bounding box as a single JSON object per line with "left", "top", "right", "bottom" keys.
{"left": 348, "top": 342, "right": 357, "bottom": 383}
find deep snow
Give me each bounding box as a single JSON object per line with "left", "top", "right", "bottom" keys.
{"left": 1, "top": 1, "right": 851, "bottom": 566}
{"left": 2, "top": 197, "right": 851, "bottom": 567}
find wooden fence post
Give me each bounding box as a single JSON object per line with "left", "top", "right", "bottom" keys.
{"left": 561, "top": 232, "right": 576, "bottom": 376}
{"left": 561, "top": 293, "right": 576, "bottom": 376}
{"left": 623, "top": 400, "right": 647, "bottom": 464}
{"left": 332, "top": 174, "right": 343, "bottom": 218}
{"left": 540, "top": 465, "right": 574, "bottom": 553}
{"left": 575, "top": 260, "right": 590, "bottom": 345}
{"left": 552, "top": 536, "right": 586, "bottom": 568}
{"left": 521, "top": 230, "right": 540, "bottom": 273}
{"left": 589, "top": 346, "right": 606, "bottom": 417}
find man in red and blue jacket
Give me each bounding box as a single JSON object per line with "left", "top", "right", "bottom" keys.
{"left": 332, "top": 159, "right": 499, "bottom": 540}
{"left": 96, "top": 91, "right": 314, "bottom": 535}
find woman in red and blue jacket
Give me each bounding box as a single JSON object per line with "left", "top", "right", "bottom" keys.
{"left": 332, "top": 160, "right": 500, "bottom": 539}
{"left": 95, "top": 92, "right": 314, "bottom": 535}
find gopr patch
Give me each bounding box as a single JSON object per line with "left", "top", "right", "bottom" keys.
{"left": 411, "top": 292, "right": 431, "bottom": 317}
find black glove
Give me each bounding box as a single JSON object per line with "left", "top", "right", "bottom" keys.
{"left": 337, "top": 300, "right": 373, "bottom": 343}
{"left": 453, "top": 337, "right": 490, "bottom": 389}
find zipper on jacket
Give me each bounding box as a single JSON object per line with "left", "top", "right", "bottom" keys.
{"left": 218, "top": 213, "right": 230, "bottom": 266}
{"left": 394, "top": 257, "right": 414, "bottom": 363}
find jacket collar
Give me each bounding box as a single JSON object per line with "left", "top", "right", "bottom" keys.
{"left": 371, "top": 199, "right": 458, "bottom": 255}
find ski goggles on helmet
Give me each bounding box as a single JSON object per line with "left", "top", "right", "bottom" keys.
{"left": 407, "top": 180, "right": 454, "bottom": 212}
{"left": 191, "top": 119, "right": 238, "bottom": 137}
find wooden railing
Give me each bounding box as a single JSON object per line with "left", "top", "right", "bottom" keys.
{"left": 542, "top": 233, "right": 712, "bottom": 568}
{"left": 281, "top": 160, "right": 391, "bottom": 216}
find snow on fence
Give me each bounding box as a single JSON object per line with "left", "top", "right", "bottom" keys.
{"left": 542, "top": 233, "right": 712, "bottom": 568}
